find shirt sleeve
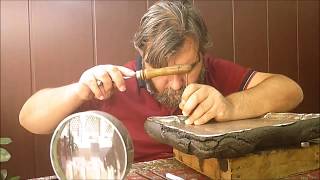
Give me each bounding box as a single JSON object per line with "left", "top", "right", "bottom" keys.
{"left": 204, "top": 55, "right": 256, "bottom": 96}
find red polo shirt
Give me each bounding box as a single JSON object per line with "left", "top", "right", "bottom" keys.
{"left": 81, "top": 54, "right": 255, "bottom": 162}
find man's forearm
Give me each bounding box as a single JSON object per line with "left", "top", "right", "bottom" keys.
{"left": 19, "top": 83, "right": 86, "bottom": 134}
{"left": 224, "top": 74, "right": 303, "bottom": 120}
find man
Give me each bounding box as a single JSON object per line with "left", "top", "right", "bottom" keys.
{"left": 19, "top": 0, "right": 303, "bottom": 162}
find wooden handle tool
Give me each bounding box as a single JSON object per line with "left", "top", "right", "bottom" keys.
{"left": 97, "top": 64, "right": 192, "bottom": 86}
{"left": 136, "top": 64, "right": 192, "bottom": 80}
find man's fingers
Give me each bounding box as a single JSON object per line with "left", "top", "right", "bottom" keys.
{"left": 116, "top": 66, "right": 136, "bottom": 77}
{"left": 179, "top": 100, "right": 185, "bottom": 110}
{"left": 181, "top": 88, "right": 208, "bottom": 116}
{"left": 184, "top": 118, "right": 194, "bottom": 125}
{"left": 78, "top": 65, "right": 134, "bottom": 101}
{"left": 107, "top": 66, "right": 126, "bottom": 91}
{"left": 95, "top": 75, "right": 113, "bottom": 99}
{"left": 181, "top": 84, "right": 201, "bottom": 102}
{"left": 194, "top": 112, "right": 216, "bottom": 125}
{"left": 94, "top": 65, "right": 134, "bottom": 93}
{"left": 87, "top": 75, "right": 105, "bottom": 100}
{"left": 185, "top": 99, "right": 212, "bottom": 124}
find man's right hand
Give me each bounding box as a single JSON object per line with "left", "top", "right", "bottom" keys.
{"left": 77, "top": 65, "right": 136, "bottom": 101}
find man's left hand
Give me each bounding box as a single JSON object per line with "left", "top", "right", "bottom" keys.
{"left": 179, "top": 84, "right": 234, "bottom": 125}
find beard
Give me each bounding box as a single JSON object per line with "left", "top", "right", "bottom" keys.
{"left": 154, "top": 85, "right": 186, "bottom": 108}
{"left": 152, "top": 66, "right": 206, "bottom": 108}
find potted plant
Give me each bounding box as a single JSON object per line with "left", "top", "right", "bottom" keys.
{"left": 0, "top": 138, "right": 19, "bottom": 180}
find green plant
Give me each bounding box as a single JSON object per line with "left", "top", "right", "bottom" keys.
{"left": 0, "top": 138, "right": 20, "bottom": 180}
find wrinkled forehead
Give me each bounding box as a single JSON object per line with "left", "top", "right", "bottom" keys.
{"left": 165, "top": 37, "right": 200, "bottom": 66}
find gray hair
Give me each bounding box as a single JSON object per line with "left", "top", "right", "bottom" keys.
{"left": 133, "top": 0, "right": 212, "bottom": 68}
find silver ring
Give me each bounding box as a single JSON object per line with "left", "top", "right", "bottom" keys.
{"left": 96, "top": 80, "right": 103, "bottom": 86}
{"left": 301, "top": 141, "right": 310, "bottom": 148}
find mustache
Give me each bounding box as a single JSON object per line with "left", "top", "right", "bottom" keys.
{"left": 154, "top": 86, "right": 186, "bottom": 108}
{"left": 152, "top": 66, "right": 206, "bottom": 108}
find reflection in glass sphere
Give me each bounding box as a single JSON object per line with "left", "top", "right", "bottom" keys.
{"left": 50, "top": 111, "right": 133, "bottom": 180}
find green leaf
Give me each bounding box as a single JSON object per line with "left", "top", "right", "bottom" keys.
{"left": 1, "top": 169, "right": 7, "bottom": 180}
{"left": 0, "top": 138, "right": 12, "bottom": 145}
{"left": 9, "top": 176, "right": 20, "bottom": 180}
{"left": 0, "top": 148, "right": 11, "bottom": 162}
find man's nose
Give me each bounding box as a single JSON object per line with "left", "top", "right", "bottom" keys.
{"left": 170, "top": 75, "right": 185, "bottom": 91}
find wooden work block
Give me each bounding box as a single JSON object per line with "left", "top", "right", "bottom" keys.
{"left": 173, "top": 144, "right": 320, "bottom": 180}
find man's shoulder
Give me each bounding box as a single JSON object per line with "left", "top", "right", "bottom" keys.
{"left": 203, "top": 53, "right": 235, "bottom": 69}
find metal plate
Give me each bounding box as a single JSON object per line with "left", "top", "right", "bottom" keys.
{"left": 50, "top": 111, "right": 133, "bottom": 179}
{"left": 146, "top": 113, "right": 320, "bottom": 137}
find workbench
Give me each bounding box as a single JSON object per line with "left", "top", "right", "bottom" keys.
{"left": 30, "top": 157, "right": 319, "bottom": 180}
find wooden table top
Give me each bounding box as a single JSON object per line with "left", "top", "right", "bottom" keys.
{"left": 29, "top": 158, "right": 319, "bottom": 180}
